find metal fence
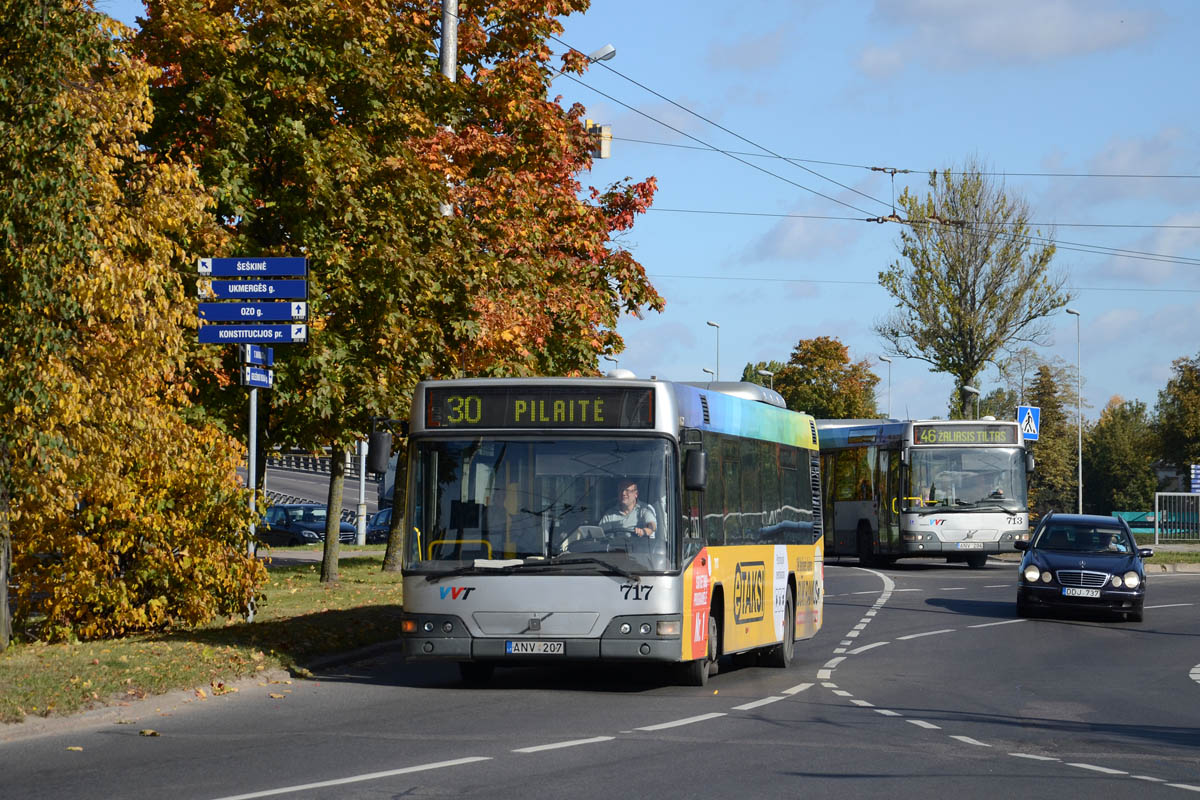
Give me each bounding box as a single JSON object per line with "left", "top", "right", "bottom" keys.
{"left": 265, "top": 489, "right": 359, "bottom": 524}
{"left": 1153, "top": 492, "right": 1200, "bottom": 543}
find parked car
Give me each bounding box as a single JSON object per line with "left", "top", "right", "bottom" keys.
{"left": 366, "top": 507, "right": 392, "bottom": 545}
{"left": 260, "top": 503, "right": 357, "bottom": 547}
{"left": 1015, "top": 512, "right": 1153, "bottom": 621}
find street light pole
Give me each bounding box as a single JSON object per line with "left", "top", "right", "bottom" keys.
{"left": 879, "top": 356, "right": 892, "bottom": 418}
{"left": 1066, "top": 307, "right": 1082, "bottom": 513}
{"left": 963, "top": 385, "right": 980, "bottom": 420}
{"left": 602, "top": 355, "right": 618, "bottom": 372}
{"left": 706, "top": 321, "right": 720, "bottom": 380}
{"left": 702, "top": 368, "right": 715, "bottom": 382}
{"left": 757, "top": 369, "right": 774, "bottom": 390}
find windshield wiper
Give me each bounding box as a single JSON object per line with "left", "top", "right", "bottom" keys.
{"left": 545, "top": 555, "right": 640, "bottom": 582}
{"left": 424, "top": 555, "right": 640, "bottom": 583}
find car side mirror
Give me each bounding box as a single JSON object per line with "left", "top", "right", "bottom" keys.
{"left": 1138, "top": 547, "right": 1154, "bottom": 559}
{"left": 1014, "top": 540, "right": 1029, "bottom": 552}
{"left": 684, "top": 450, "right": 707, "bottom": 492}
{"left": 1025, "top": 452, "right": 1035, "bottom": 473}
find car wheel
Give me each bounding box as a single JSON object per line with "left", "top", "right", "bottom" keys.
{"left": 1127, "top": 604, "right": 1144, "bottom": 623}
{"left": 1016, "top": 597, "right": 1035, "bottom": 618}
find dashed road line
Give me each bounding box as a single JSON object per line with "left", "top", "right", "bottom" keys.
{"left": 896, "top": 629, "right": 955, "bottom": 640}
{"left": 950, "top": 735, "right": 991, "bottom": 747}
{"left": 968, "top": 619, "right": 1026, "bottom": 628}
{"left": 908, "top": 720, "right": 941, "bottom": 730}
{"left": 1166, "top": 783, "right": 1200, "bottom": 793}
{"left": 782, "top": 682, "right": 813, "bottom": 695}
{"left": 873, "top": 709, "right": 901, "bottom": 717}
{"left": 1132, "top": 776, "right": 1166, "bottom": 783}
{"left": 513, "top": 737, "right": 614, "bottom": 753}
{"left": 1010, "top": 753, "right": 1059, "bottom": 762}
{"left": 731, "top": 696, "right": 787, "bottom": 711}
{"left": 939, "top": 587, "right": 967, "bottom": 591}
{"left": 208, "top": 757, "right": 494, "bottom": 800}
{"left": 1146, "top": 603, "right": 1194, "bottom": 609}
{"left": 1068, "top": 763, "right": 1127, "bottom": 775}
{"left": 848, "top": 641, "right": 889, "bottom": 655}
{"left": 984, "top": 584, "right": 1010, "bottom": 588}
{"left": 832, "top": 689, "right": 853, "bottom": 697}
{"left": 851, "top": 699, "right": 874, "bottom": 707}
{"left": 635, "top": 713, "right": 726, "bottom": 731}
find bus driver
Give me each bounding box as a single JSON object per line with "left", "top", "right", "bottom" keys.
{"left": 599, "top": 478, "right": 657, "bottom": 539}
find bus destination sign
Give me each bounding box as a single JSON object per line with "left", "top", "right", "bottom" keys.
{"left": 426, "top": 387, "right": 654, "bottom": 429}
{"left": 913, "top": 423, "right": 1018, "bottom": 445}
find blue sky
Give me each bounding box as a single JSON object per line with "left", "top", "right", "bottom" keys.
{"left": 100, "top": 1, "right": 1200, "bottom": 422}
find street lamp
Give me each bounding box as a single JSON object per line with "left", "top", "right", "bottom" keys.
{"left": 587, "top": 44, "right": 616, "bottom": 62}
{"left": 706, "top": 321, "right": 720, "bottom": 381}
{"left": 602, "top": 355, "right": 618, "bottom": 372}
{"left": 1066, "top": 307, "right": 1082, "bottom": 513}
{"left": 878, "top": 356, "right": 892, "bottom": 418}
{"left": 702, "top": 368, "right": 715, "bottom": 381}
{"left": 962, "top": 385, "right": 980, "bottom": 420}
{"left": 757, "top": 369, "right": 774, "bottom": 390}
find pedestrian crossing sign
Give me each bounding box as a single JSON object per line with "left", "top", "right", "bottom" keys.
{"left": 1017, "top": 406, "right": 1040, "bottom": 441}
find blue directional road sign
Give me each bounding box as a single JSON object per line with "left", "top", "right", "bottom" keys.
{"left": 198, "top": 324, "right": 307, "bottom": 344}
{"left": 199, "top": 279, "right": 307, "bottom": 300}
{"left": 199, "top": 301, "right": 307, "bottom": 322}
{"left": 240, "top": 345, "right": 274, "bottom": 366}
{"left": 1017, "top": 405, "right": 1041, "bottom": 441}
{"left": 198, "top": 257, "right": 307, "bottom": 277}
{"left": 241, "top": 366, "right": 274, "bottom": 389}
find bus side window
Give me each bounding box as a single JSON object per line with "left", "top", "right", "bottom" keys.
{"left": 703, "top": 434, "right": 724, "bottom": 547}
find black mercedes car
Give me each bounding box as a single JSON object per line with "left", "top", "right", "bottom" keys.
{"left": 1015, "top": 512, "right": 1153, "bottom": 621}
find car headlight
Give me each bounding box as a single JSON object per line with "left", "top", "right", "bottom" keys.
{"left": 1040, "top": 570, "right": 1052, "bottom": 583}
{"left": 1123, "top": 571, "right": 1140, "bottom": 589}
{"left": 1023, "top": 565, "right": 1040, "bottom": 582}
{"left": 302, "top": 530, "right": 320, "bottom": 540}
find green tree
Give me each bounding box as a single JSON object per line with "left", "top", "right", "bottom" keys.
{"left": 768, "top": 337, "right": 878, "bottom": 418}
{"left": 138, "top": 0, "right": 661, "bottom": 580}
{"left": 1154, "top": 353, "right": 1200, "bottom": 476}
{"left": 1083, "top": 397, "right": 1157, "bottom": 514}
{"left": 741, "top": 360, "right": 786, "bottom": 389}
{"left": 876, "top": 158, "right": 1071, "bottom": 417}
{"left": 1026, "top": 365, "right": 1076, "bottom": 517}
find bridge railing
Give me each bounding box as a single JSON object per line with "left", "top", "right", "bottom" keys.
{"left": 1153, "top": 493, "right": 1200, "bottom": 543}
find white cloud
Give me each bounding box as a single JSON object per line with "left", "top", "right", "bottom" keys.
{"left": 858, "top": 0, "right": 1157, "bottom": 78}
{"left": 706, "top": 28, "right": 793, "bottom": 73}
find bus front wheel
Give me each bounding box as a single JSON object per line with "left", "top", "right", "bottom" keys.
{"left": 682, "top": 613, "right": 718, "bottom": 687}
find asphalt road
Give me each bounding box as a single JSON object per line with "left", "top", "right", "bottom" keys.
{"left": 5, "top": 558, "right": 1198, "bottom": 799}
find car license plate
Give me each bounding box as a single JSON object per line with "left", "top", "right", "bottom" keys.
{"left": 956, "top": 542, "right": 984, "bottom": 550}
{"left": 505, "top": 640, "right": 564, "bottom": 655}
{"left": 1062, "top": 587, "right": 1101, "bottom": 598}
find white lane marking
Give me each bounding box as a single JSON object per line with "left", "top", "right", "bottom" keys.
{"left": 839, "top": 640, "right": 853, "bottom": 646}
{"left": 897, "top": 629, "right": 955, "bottom": 640}
{"left": 846, "top": 630, "right": 862, "bottom": 638}
{"left": 853, "top": 623, "right": 868, "bottom": 630}
{"left": 984, "top": 584, "right": 1010, "bottom": 588}
{"left": 1010, "top": 753, "right": 1060, "bottom": 762}
{"left": 834, "top": 647, "right": 847, "bottom": 653}
{"left": 823, "top": 657, "right": 846, "bottom": 669}
{"left": 874, "top": 709, "right": 901, "bottom": 717}
{"left": 939, "top": 587, "right": 966, "bottom": 591}
{"left": 908, "top": 720, "right": 941, "bottom": 730}
{"left": 832, "top": 689, "right": 853, "bottom": 697}
{"left": 513, "top": 736, "right": 614, "bottom": 753}
{"left": 635, "top": 712, "right": 726, "bottom": 731}
{"left": 783, "top": 682, "right": 813, "bottom": 695}
{"left": 821, "top": 682, "right": 838, "bottom": 688}
{"left": 1166, "top": 784, "right": 1200, "bottom": 793}
{"left": 865, "top": 610, "right": 878, "bottom": 617}
{"left": 851, "top": 699, "right": 874, "bottom": 707}
{"left": 1146, "top": 603, "right": 1194, "bottom": 609}
{"left": 848, "top": 641, "right": 890, "bottom": 655}
{"left": 208, "top": 757, "right": 492, "bottom": 800}
{"left": 732, "top": 696, "right": 787, "bottom": 711}
{"left": 894, "top": 588, "right": 921, "bottom": 592}
{"left": 816, "top": 669, "right": 833, "bottom": 680}
{"left": 1132, "top": 776, "right": 1166, "bottom": 783}
{"left": 950, "top": 735, "right": 991, "bottom": 747}
{"left": 1067, "top": 763, "right": 1127, "bottom": 775}
{"left": 852, "top": 590, "right": 880, "bottom": 595}
{"left": 968, "top": 619, "right": 1027, "bottom": 628}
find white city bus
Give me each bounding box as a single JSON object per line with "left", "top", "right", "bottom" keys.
{"left": 817, "top": 418, "right": 1033, "bottom": 568}
{"left": 394, "top": 376, "right": 825, "bottom": 685}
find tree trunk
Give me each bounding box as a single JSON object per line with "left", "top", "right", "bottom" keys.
{"left": 382, "top": 437, "right": 408, "bottom": 573}
{"left": 320, "top": 447, "right": 346, "bottom": 583}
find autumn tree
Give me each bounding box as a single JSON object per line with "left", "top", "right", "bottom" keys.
{"left": 876, "top": 157, "right": 1071, "bottom": 417}
{"left": 1083, "top": 397, "right": 1157, "bottom": 515}
{"left": 741, "top": 360, "right": 786, "bottom": 389}
{"left": 1, "top": 5, "right": 263, "bottom": 643}
{"left": 137, "top": 0, "right": 661, "bottom": 580}
{"left": 1026, "top": 365, "right": 1077, "bottom": 517}
{"left": 757, "top": 337, "right": 879, "bottom": 418}
{"left": 1154, "top": 353, "right": 1200, "bottom": 477}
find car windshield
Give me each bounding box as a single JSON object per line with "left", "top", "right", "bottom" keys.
{"left": 406, "top": 437, "right": 675, "bottom": 573}
{"left": 1034, "top": 524, "right": 1133, "bottom": 554}
{"left": 907, "top": 447, "right": 1027, "bottom": 510}
{"left": 297, "top": 508, "right": 327, "bottom": 522}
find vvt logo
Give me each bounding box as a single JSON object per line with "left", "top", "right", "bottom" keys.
{"left": 439, "top": 586, "right": 475, "bottom": 600}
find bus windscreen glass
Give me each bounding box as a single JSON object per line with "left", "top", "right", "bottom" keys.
{"left": 908, "top": 447, "right": 1028, "bottom": 511}
{"left": 426, "top": 387, "right": 654, "bottom": 429}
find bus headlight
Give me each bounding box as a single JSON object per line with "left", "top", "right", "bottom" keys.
{"left": 619, "top": 623, "right": 631, "bottom": 634}
{"left": 1123, "top": 571, "right": 1140, "bottom": 589}
{"left": 1023, "top": 565, "right": 1040, "bottom": 582}
{"left": 639, "top": 623, "right": 653, "bottom": 635}
{"left": 657, "top": 620, "right": 681, "bottom": 636}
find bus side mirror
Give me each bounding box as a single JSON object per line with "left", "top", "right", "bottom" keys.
{"left": 367, "top": 430, "right": 392, "bottom": 474}
{"left": 1025, "top": 452, "right": 1035, "bottom": 473}
{"left": 685, "top": 450, "right": 707, "bottom": 492}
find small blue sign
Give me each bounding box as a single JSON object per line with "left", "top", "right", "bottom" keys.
{"left": 198, "top": 279, "right": 307, "bottom": 300}
{"left": 241, "top": 366, "right": 274, "bottom": 389}
{"left": 1017, "top": 405, "right": 1041, "bottom": 441}
{"left": 199, "top": 301, "right": 307, "bottom": 322}
{"left": 198, "top": 257, "right": 307, "bottom": 277}
{"left": 199, "top": 324, "right": 307, "bottom": 344}
{"left": 240, "top": 345, "right": 274, "bottom": 367}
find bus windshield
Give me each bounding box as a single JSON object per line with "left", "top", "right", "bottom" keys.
{"left": 407, "top": 437, "right": 675, "bottom": 573}
{"left": 907, "top": 447, "right": 1027, "bottom": 511}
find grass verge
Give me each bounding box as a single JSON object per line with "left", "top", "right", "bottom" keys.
{"left": 0, "top": 556, "right": 402, "bottom": 725}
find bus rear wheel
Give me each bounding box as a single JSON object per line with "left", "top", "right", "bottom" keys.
{"left": 682, "top": 613, "right": 718, "bottom": 686}
{"left": 763, "top": 592, "right": 795, "bottom": 668}
{"left": 966, "top": 554, "right": 988, "bottom": 569}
